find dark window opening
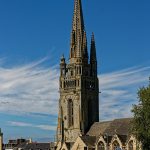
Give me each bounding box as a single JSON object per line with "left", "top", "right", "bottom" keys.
{"left": 68, "top": 99, "right": 74, "bottom": 127}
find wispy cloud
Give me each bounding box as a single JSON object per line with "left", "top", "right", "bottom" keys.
{"left": 99, "top": 66, "right": 150, "bottom": 121}
{"left": 0, "top": 58, "right": 149, "bottom": 121}
{"left": 0, "top": 58, "right": 59, "bottom": 116}
{"left": 8, "top": 121, "right": 56, "bottom": 131}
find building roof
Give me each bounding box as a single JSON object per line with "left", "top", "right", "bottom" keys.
{"left": 87, "top": 118, "right": 133, "bottom": 137}
{"left": 80, "top": 136, "right": 96, "bottom": 148}
{"left": 13, "top": 142, "right": 50, "bottom": 150}
{"left": 23, "top": 143, "right": 50, "bottom": 150}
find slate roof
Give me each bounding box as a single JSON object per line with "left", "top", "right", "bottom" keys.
{"left": 80, "top": 136, "right": 96, "bottom": 148}
{"left": 15, "top": 142, "right": 50, "bottom": 150}
{"left": 87, "top": 121, "right": 112, "bottom": 137}
{"left": 87, "top": 118, "right": 133, "bottom": 137}
{"left": 24, "top": 143, "right": 50, "bottom": 150}
{"left": 13, "top": 142, "right": 27, "bottom": 150}
{"left": 85, "top": 118, "right": 133, "bottom": 147}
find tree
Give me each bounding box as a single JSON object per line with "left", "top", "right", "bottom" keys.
{"left": 131, "top": 79, "right": 150, "bottom": 150}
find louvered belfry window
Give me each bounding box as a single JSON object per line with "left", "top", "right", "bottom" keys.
{"left": 68, "top": 99, "right": 74, "bottom": 127}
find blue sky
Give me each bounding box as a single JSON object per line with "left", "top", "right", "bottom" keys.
{"left": 0, "top": 0, "right": 150, "bottom": 143}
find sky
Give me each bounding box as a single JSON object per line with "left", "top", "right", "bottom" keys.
{"left": 0, "top": 0, "right": 150, "bottom": 143}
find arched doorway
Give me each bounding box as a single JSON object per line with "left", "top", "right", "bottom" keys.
{"left": 98, "top": 141, "right": 105, "bottom": 150}
{"left": 128, "top": 140, "right": 134, "bottom": 150}
{"left": 112, "top": 141, "right": 121, "bottom": 150}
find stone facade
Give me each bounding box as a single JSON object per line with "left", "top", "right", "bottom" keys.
{"left": 0, "top": 129, "right": 3, "bottom": 150}
{"left": 87, "top": 118, "right": 141, "bottom": 150}
{"left": 55, "top": 0, "right": 141, "bottom": 150}
{"left": 56, "top": 0, "right": 99, "bottom": 143}
{"left": 56, "top": 119, "right": 142, "bottom": 150}
{"left": 71, "top": 134, "right": 141, "bottom": 150}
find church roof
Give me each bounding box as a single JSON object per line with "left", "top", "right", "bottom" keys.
{"left": 80, "top": 136, "right": 96, "bottom": 148}
{"left": 87, "top": 118, "right": 133, "bottom": 137}
{"left": 87, "top": 121, "right": 112, "bottom": 137}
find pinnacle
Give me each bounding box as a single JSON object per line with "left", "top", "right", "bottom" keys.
{"left": 91, "top": 32, "right": 95, "bottom": 42}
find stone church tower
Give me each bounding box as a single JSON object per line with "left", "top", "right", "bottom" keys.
{"left": 57, "top": 0, "right": 99, "bottom": 143}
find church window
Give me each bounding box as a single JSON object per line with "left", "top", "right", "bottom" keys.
{"left": 79, "top": 66, "right": 82, "bottom": 74}
{"left": 98, "top": 141, "right": 105, "bottom": 150}
{"left": 68, "top": 99, "right": 74, "bottom": 127}
{"left": 76, "top": 80, "right": 79, "bottom": 86}
{"left": 112, "top": 141, "right": 120, "bottom": 150}
{"left": 84, "top": 147, "right": 87, "bottom": 150}
{"left": 64, "top": 81, "right": 66, "bottom": 88}
{"left": 128, "top": 140, "right": 134, "bottom": 150}
{"left": 77, "top": 66, "right": 79, "bottom": 74}
{"left": 71, "top": 70, "right": 73, "bottom": 76}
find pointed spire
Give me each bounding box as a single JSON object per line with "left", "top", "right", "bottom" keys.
{"left": 90, "top": 32, "right": 97, "bottom": 63}
{"left": 72, "top": 0, "right": 84, "bottom": 32}
{"left": 70, "top": 0, "right": 88, "bottom": 62}
{"left": 60, "top": 54, "right": 65, "bottom": 64}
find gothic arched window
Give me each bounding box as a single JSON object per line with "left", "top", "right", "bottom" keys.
{"left": 128, "top": 140, "right": 134, "bottom": 150}
{"left": 68, "top": 99, "right": 74, "bottom": 127}
{"left": 112, "top": 141, "right": 120, "bottom": 150}
{"left": 98, "top": 141, "right": 105, "bottom": 150}
{"left": 72, "top": 30, "right": 75, "bottom": 45}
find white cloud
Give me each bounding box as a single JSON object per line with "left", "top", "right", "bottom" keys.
{"left": 8, "top": 121, "right": 56, "bottom": 131}
{"left": 0, "top": 58, "right": 59, "bottom": 116}
{"left": 99, "top": 66, "right": 150, "bottom": 121}
{"left": 0, "top": 58, "right": 149, "bottom": 121}
{"left": 8, "top": 121, "right": 32, "bottom": 127}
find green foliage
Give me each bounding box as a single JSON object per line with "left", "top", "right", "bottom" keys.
{"left": 131, "top": 82, "right": 150, "bottom": 150}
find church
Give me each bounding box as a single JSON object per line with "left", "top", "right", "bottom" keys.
{"left": 55, "top": 0, "right": 141, "bottom": 150}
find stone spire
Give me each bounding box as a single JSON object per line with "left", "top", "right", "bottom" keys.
{"left": 70, "top": 0, "right": 88, "bottom": 62}
{"left": 90, "top": 33, "right": 97, "bottom": 63}
{"left": 57, "top": 0, "right": 99, "bottom": 143}
{"left": 72, "top": 0, "right": 84, "bottom": 33}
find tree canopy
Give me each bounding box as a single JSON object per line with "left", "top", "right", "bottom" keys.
{"left": 131, "top": 79, "right": 150, "bottom": 150}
